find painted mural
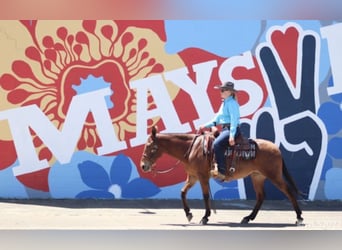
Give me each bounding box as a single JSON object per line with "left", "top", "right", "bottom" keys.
{"left": 0, "top": 20, "right": 341, "bottom": 200}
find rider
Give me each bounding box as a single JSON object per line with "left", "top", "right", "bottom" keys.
{"left": 199, "top": 81, "right": 241, "bottom": 181}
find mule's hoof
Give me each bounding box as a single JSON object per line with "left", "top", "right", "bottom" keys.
{"left": 186, "top": 213, "right": 193, "bottom": 222}
{"left": 240, "top": 217, "right": 250, "bottom": 224}
{"left": 296, "top": 218, "right": 305, "bottom": 226}
{"left": 200, "top": 217, "right": 208, "bottom": 225}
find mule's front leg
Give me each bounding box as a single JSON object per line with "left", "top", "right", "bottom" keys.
{"left": 181, "top": 176, "right": 196, "bottom": 223}
{"left": 181, "top": 191, "right": 193, "bottom": 222}
{"left": 199, "top": 193, "right": 211, "bottom": 225}
{"left": 198, "top": 176, "right": 212, "bottom": 225}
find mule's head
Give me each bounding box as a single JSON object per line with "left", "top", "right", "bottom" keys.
{"left": 140, "top": 126, "right": 162, "bottom": 172}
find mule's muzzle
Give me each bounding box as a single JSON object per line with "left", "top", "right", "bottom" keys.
{"left": 141, "top": 162, "right": 152, "bottom": 172}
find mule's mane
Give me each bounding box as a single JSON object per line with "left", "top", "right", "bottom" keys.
{"left": 156, "top": 132, "right": 195, "bottom": 141}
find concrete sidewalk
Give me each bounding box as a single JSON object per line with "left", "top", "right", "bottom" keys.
{"left": 1, "top": 199, "right": 341, "bottom": 230}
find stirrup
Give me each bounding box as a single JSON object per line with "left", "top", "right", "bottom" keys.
{"left": 211, "top": 162, "right": 218, "bottom": 170}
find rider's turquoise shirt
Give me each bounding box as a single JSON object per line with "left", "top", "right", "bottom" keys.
{"left": 204, "top": 96, "right": 240, "bottom": 138}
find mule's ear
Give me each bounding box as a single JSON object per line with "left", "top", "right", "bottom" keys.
{"left": 151, "top": 126, "right": 157, "bottom": 139}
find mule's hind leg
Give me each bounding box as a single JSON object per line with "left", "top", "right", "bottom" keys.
{"left": 241, "top": 173, "right": 266, "bottom": 224}
{"left": 271, "top": 177, "right": 304, "bottom": 225}
{"left": 181, "top": 175, "right": 197, "bottom": 222}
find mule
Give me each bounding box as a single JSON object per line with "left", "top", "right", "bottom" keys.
{"left": 140, "top": 126, "right": 304, "bottom": 226}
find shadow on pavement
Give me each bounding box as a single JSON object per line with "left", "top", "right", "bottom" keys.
{"left": 163, "top": 221, "right": 301, "bottom": 228}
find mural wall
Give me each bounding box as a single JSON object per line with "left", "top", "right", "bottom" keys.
{"left": 0, "top": 20, "right": 341, "bottom": 200}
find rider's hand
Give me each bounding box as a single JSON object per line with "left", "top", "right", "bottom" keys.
{"left": 229, "top": 137, "right": 235, "bottom": 146}
{"left": 211, "top": 126, "right": 219, "bottom": 138}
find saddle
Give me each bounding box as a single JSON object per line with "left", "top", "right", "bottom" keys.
{"left": 225, "top": 134, "right": 257, "bottom": 174}
{"left": 202, "top": 131, "right": 257, "bottom": 175}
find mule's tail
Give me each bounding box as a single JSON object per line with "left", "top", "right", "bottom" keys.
{"left": 282, "top": 158, "right": 300, "bottom": 196}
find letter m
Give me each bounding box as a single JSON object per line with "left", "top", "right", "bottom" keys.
{"left": 0, "top": 88, "right": 126, "bottom": 176}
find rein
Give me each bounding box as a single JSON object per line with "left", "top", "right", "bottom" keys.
{"left": 153, "top": 160, "right": 181, "bottom": 175}
{"left": 152, "top": 134, "right": 201, "bottom": 176}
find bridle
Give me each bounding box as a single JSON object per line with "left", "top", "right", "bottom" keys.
{"left": 142, "top": 136, "right": 182, "bottom": 175}
{"left": 142, "top": 140, "right": 158, "bottom": 163}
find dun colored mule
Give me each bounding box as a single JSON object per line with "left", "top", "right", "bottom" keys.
{"left": 140, "top": 126, "right": 304, "bottom": 226}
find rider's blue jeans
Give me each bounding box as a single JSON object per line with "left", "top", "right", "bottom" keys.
{"left": 213, "top": 127, "right": 240, "bottom": 174}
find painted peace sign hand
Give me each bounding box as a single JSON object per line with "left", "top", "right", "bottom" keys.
{"left": 244, "top": 24, "right": 326, "bottom": 200}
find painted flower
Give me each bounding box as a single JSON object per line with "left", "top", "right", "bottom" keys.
{"left": 76, "top": 154, "right": 160, "bottom": 199}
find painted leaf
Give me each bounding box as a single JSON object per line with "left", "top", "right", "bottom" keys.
{"left": 78, "top": 160, "right": 111, "bottom": 190}
{"left": 110, "top": 154, "right": 131, "bottom": 186}
{"left": 122, "top": 178, "right": 160, "bottom": 198}
{"left": 76, "top": 190, "right": 114, "bottom": 199}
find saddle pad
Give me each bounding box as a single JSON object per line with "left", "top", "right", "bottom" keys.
{"left": 225, "top": 139, "right": 257, "bottom": 160}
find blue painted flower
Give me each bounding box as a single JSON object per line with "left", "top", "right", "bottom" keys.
{"left": 76, "top": 154, "right": 160, "bottom": 199}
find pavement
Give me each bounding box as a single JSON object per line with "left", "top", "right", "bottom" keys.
{"left": 1, "top": 199, "right": 341, "bottom": 250}
{"left": 1, "top": 198, "right": 342, "bottom": 230}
